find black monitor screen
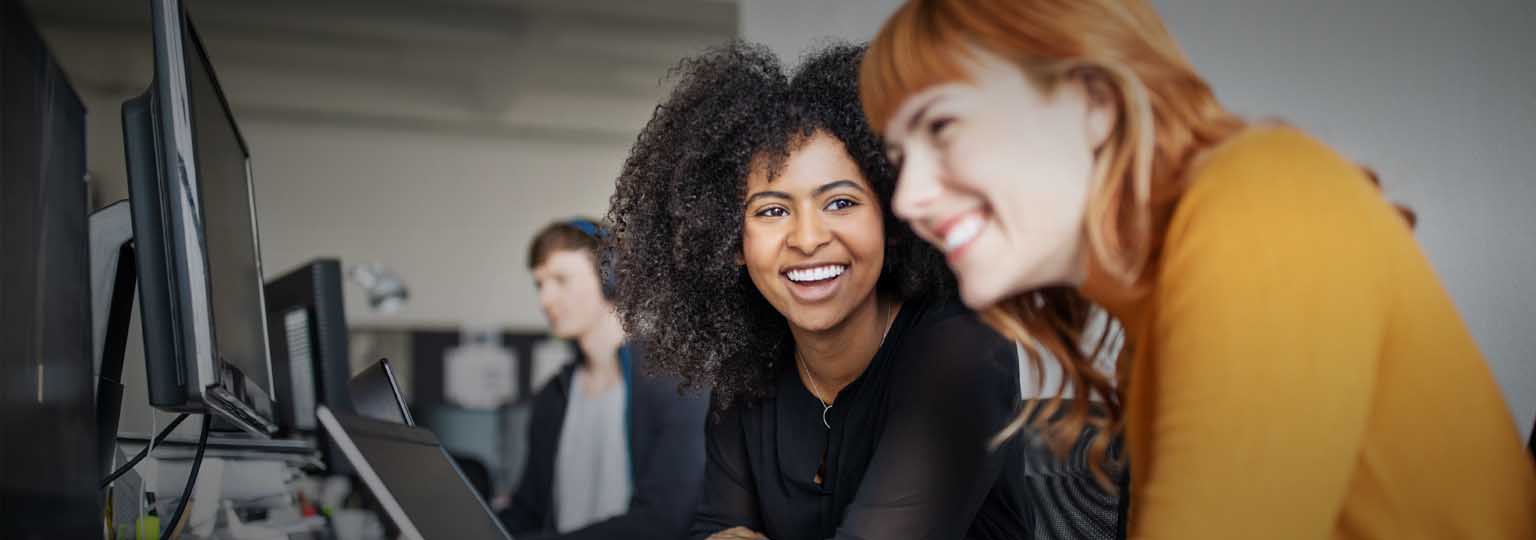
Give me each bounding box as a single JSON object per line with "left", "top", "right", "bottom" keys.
{"left": 185, "top": 24, "right": 271, "bottom": 402}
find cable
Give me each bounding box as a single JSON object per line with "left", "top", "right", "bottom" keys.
{"left": 161, "top": 414, "right": 211, "bottom": 540}
{"left": 101, "top": 412, "right": 191, "bottom": 489}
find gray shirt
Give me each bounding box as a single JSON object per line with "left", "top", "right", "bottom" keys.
{"left": 553, "top": 369, "right": 632, "bottom": 533}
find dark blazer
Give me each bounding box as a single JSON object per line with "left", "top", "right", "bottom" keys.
{"left": 499, "top": 344, "right": 709, "bottom": 540}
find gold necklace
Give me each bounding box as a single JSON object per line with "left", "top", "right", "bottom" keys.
{"left": 796, "top": 303, "right": 895, "bottom": 430}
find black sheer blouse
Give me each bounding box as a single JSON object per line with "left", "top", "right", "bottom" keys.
{"left": 690, "top": 301, "right": 1029, "bottom": 540}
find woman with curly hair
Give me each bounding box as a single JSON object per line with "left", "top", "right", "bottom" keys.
{"left": 860, "top": 0, "right": 1536, "bottom": 538}
{"left": 606, "top": 43, "right": 1097, "bottom": 540}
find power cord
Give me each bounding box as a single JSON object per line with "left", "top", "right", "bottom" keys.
{"left": 160, "top": 413, "right": 211, "bottom": 540}
{"left": 101, "top": 412, "right": 190, "bottom": 489}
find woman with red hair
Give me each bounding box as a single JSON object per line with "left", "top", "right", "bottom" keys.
{"left": 860, "top": 0, "right": 1536, "bottom": 538}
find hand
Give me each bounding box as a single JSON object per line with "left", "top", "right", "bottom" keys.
{"left": 707, "top": 526, "right": 769, "bottom": 540}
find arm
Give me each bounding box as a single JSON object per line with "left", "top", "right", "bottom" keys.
{"left": 1128, "top": 132, "right": 1393, "bottom": 538}
{"left": 688, "top": 395, "right": 766, "bottom": 540}
{"left": 832, "top": 316, "right": 1021, "bottom": 540}
{"left": 558, "top": 387, "right": 711, "bottom": 540}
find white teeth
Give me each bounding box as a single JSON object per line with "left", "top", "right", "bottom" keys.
{"left": 786, "top": 264, "right": 847, "bottom": 283}
{"left": 944, "top": 215, "right": 984, "bottom": 252}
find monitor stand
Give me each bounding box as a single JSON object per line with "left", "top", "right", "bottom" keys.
{"left": 90, "top": 201, "right": 137, "bottom": 486}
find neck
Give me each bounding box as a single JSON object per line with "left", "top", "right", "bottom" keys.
{"left": 577, "top": 306, "right": 625, "bottom": 373}
{"left": 791, "top": 293, "right": 897, "bottom": 401}
{"left": 1079, "top": 251, "right": 1149, "bottom": 334}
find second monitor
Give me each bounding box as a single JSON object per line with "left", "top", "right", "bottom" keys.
{"left": 266, "top": 258, "right": 357, "bottom": 471}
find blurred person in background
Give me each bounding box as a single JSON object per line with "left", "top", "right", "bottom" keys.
{"left": 499, "top": 218, "right": 709, "bottom": 540}
{"left": 860, "top": 0, "right": 1536, "bottom": 538}
{"left": 607, "top": 42, "right": 1117, "bottom": 540}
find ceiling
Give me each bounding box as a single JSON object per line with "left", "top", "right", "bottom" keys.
{"left": 27, "top": 0, "right": 738, "bottom": 143}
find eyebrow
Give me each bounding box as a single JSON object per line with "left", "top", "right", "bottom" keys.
{"left": 814, "top": 179, "right": 867, "bottom": 196}
{"left": 744, "top": 180, "right": 867, "bottom": 207}
{"left": 903, "top": 94, "right": 945, "bottom": 135}
{"left": 744, "top": 190, "right": 791, "bottom": 207}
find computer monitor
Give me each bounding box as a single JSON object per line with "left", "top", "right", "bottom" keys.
{"left": 265, "top": 258, "right": 355, "bottom": 470}
{"left": 0, "top": 0, "right": 98, "bottom": 535}
{"left": 120, "top": 0, "right": 276, "bottom": 435}
{"left": 350, "top": 358, "right": 414, "bottom": 426}
{"left": 316, "top": 406, "right": 512, "bottom": 540}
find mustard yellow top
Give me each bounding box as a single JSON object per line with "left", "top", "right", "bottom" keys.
{"left": 1093, "top": 126, "right": 1536, "bottom": 539}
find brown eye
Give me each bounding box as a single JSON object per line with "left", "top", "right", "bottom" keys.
{"left": 824, "top": 198, "right": 858, "bottom": 211}
{"left": 928, "top": 117, "right": 955, "bottom": 140}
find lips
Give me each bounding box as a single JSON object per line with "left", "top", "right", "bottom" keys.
{"left": 781, "top": 263, "right": 848, "bottom": 303}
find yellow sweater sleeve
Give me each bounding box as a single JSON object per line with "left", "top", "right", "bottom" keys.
{"left": 1128, "top": 129, "right": 1407, "bottom": 538}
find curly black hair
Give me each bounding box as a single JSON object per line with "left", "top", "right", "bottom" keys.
{"left": 606, "top": 42, "right": 954, "bottom": 412}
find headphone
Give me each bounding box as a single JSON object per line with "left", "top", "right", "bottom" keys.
{"left": 565, "top": 218, "right": 618, "bottom": 300}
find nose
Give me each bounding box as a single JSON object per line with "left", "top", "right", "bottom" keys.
{"left": 892, "top": 149, "right": 942, "bottom": 224}
{"left": 786, "top": 206, "right": 832, "bottom": 255}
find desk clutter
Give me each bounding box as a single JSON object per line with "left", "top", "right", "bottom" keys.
{"left": 96, "top": 355, "right": 514, "bottom": 540}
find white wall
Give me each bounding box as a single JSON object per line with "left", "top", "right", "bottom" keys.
{"left": 248, "top": 121, "right": 630, "bottom": 328}
{"left": 741, "top": 0, "right": 1536, "bottom": 439}
{"left": 741, "top": 0, "right": 902, "bottom": 64}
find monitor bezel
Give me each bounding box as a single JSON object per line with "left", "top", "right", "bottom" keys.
{"left": 146, "top": 0, "right": 275, "bottom": 434}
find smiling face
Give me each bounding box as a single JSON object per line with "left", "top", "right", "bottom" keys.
{"left": 741, "top": 131, "right": 886, "bottom": 333}
{"left": 532, "top": 249, "right": 610, "bottom": 339}
{"left": 881, "top": 49, "right": 1115, "bottom": 308}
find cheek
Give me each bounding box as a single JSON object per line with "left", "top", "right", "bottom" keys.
{"left": 740, "top": 227, "right": 779, "bottom": 284}
{"left": 940, "top": 135, "right": 1011, "bottom": 204}
{"left": 849, "top": 211, "right": 886, "bottom": 266}
{"left": 542, "top": 289, "right": 567, "bottom": 315}
{"left": 953, "top": 116, "right": 1091, "bottom": 211}
{"left": 575, "top": 281, "right": 603, "bottom": 306}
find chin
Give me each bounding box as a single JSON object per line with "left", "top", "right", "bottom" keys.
{"left": 957, "top": 274, "right": 1014, "bottom": 310}
{"left": 784, "top": 307, "right": 846, "bottom": 334}
{"left": 548, "top": 324, "right": 579, "bottom": 340}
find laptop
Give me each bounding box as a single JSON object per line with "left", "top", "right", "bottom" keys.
{"left": 349, "top": 358, "right": 415, "bottom": 426}
{"left": 316, "top": 405, "right": 510, "bottom": 539}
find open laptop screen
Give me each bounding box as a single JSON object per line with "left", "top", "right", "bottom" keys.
{"left": 349, "top": 358, "right": 414, "bottom": 426}
{"left": 317, "top": 406, "right": 507, "bottom": 539}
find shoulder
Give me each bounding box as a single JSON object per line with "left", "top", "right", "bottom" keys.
{"left": 1152, "top": 126, "right": 1413, "bottom": 332}
{"left": 626, "top": 343, "right": 683, "bottom": 391}
{"left": 627, "top": 343, "right": 711, "bottom": 416}
{"left": 890, "top": 302, "right": 1018, "bottom": 396}
{"left": 895, "top": 302, "right": 1014, "bottom": 359}
{"left": 1163, "top": 126, "right": 1407, "bottom": 283}
{"left": 531, "top": 363, "right": 577, "bottom": 408}
{"left": 1175, "top": 125, "right": 1388, "bottom": 238}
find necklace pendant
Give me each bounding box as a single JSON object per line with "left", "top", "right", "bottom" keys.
{"left": 821, "top": 404, "right": 832, "bottom": 429}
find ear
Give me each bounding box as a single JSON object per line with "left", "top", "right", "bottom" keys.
{"left": 1075, "top": 68, "right": 1118, "bottom": 152}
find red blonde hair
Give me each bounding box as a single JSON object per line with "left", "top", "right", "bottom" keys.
{"left": 860, "top": 0, "right": 1246, "bottom": 486}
